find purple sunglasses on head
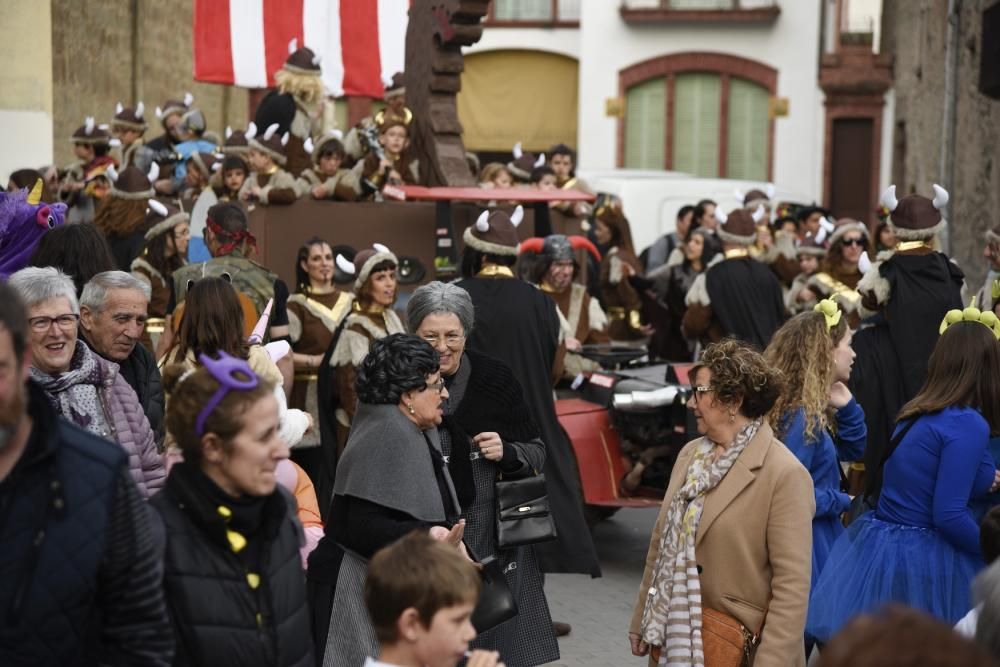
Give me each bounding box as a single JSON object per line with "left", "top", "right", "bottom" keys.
{"left": 195, "top": 351, "right": 260, "bottom": 437}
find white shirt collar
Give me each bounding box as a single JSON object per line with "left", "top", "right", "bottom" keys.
{"left": 363, "top": 658, "right": 400, "bottom": 667}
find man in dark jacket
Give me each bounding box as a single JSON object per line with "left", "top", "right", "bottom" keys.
{"left": 79, "top": 270, "right": 164, "bottom": 444}
{"left": 0, "top": 283, "right": 173, "bottom": 666}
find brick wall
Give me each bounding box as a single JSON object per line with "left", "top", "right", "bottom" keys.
{"left": 51, "top": 0, "right": 248, "bottom": 167}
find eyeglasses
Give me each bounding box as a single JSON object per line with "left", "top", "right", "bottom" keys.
{"left": 421, "top": 333, "right": 465, "bottom": 349}
{"left": 28, "top": 313, "right": 79, "bottom": 333}
{"left": 424, "top": 379, "right": 446, "bottom": 395}
{"left": 690, "top": 385, "right": 714, "bottom": 402}
{"left": 841, "top": 238, "right": 866, "bottom": 247}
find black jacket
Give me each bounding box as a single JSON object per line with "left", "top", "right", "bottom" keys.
{"left": 150, "top": 463, "right": 313, "bottom": 667}
{"left": 0, "top": 382, "right": 173, "bottom": 666}
{"left": 117, "top": 340, "right": 165, "bottom": 445}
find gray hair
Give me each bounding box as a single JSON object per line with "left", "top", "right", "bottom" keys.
{"left": 406, "top": 281, "right": 474, "bottom": 336}
{"left": 80, "top": 271, "right": 151, "bottom": 312}
{"left": 975, "top": 559, "right": 1000, "bottom": 655}
{"left": 7, "top": 266, "right": 79, "bottom": 314}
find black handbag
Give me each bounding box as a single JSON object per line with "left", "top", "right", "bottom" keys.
{"left": 495, "top": 474, "right": 557, "bottom": 550}
{"left": 470, "top": 555, "right": 518, "bottom": 633}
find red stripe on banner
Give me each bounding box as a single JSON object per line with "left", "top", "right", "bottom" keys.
{"left": 341, "top": 0, "right": 382, "bottom": 98}
{"left": 263, "top": 0, "right": 305, "bottom": 87}
{"left": 193, "top": 0, "right": 234, "bottom": 84}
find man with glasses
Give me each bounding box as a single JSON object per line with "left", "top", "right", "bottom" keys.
{"left": 0, "top": 281, "right": 173, "bottom": 666}
{"left": 79, "top": 271, "right": 164, "bottom": 446}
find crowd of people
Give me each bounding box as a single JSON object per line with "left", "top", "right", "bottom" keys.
{"left": 4, "top": 41, "right": 1000, "bottom": 667}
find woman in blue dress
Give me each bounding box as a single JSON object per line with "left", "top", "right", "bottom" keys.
{"left": 806, "top": 313, "right": 1000, "bottom": 642}
{"left": 765, "top": 299, "right": 867, "bottom": 593}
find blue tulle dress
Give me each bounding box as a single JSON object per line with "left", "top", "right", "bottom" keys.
{"left": 805, "top": 406, "right": 995, "bottom": 641}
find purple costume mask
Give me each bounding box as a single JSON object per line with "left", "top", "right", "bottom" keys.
{"left": 0, "top": 182, "right": 67, "bottom": 279}
{"left": 195, "top": 351, "right": 260, "bottom": 437}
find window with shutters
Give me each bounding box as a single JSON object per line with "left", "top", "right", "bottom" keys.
{"left": 487, "top": 0, "right": 580, "bottom": 25}
{"left": 624, "top": 79, "right": 666, "bottom": 169}
{"left": 618, "top": 53, "right": 776, "bottom": 178}
{"left": 673, "top": 73, "right": 722, "bottom": 177}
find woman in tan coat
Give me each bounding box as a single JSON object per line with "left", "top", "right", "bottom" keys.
{"left": 629, "top": 339, "right": 814, "bottom": 667}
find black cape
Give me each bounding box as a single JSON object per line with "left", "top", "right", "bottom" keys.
{"left": 705, "top": 257, "right": 786, "bottom": 350}
{"left": 852, "top": 253, "right": 964, "bottom": 497}
{"left": 254, "top": 91, "right": 296, "bottom": 137}
{"left": 458, "top": 276, "right": 602, "bottom": 577}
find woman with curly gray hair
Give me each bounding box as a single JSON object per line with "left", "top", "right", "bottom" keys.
{"left": 629, "top": 339, "right": 814, "bottom": 667}
{"left": 307, "top": 333, "right": 469, "bottom": 667}
{"left": 407, "top": 281, "right": 559, "bottom": 665}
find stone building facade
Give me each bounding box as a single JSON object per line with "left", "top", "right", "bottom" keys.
{"left": 47, "top": 0, "right": 248, "bottom": 169}
{"left": 882, "top": 0, "right": 1000, "bottom": 289}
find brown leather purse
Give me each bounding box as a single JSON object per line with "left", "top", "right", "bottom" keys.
{"left": 650, "top": 607, "right": 765, "bottom": 666}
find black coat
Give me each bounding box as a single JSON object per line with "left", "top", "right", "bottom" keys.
{"left": 0, "top": 382, "right": 173, "bottom": 666}
{"left": 457, "top": 276, "right": 602, "bottom": 576}
{"left": 150, "top": 463, "right": 313, "bottom": 667}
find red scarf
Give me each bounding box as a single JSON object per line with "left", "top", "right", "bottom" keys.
{"left": 206, "top": 217, "right": 257, "bottom": 257}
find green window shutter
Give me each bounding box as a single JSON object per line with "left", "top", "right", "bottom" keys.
{"left": 726, "top": 78, "right": 769, "bottom": 180}
{"left": 624, "top": 79, "right": 666, "bottom": 169}
{"left": 494, "top": 0, "right": 553, "bottom": 20}
{"left": 673, "top": 73, "right": 721, "bottom": 177}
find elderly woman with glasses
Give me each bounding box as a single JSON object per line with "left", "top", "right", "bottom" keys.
{"left": 629, "top": 339, "right": 814, "bottom": 667}
{"left": 8, "top": 266, "right": 165, "bottom": 498}
{"left": 308, "top": 333, "right": 470, "bottom": 667}
{"left": 406, "top": 281, "right": 559, "bottom": 665}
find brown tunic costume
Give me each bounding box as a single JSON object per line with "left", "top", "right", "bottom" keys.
{"left": 543, "top": 282, "right": 610, "bottom": 379}
{"left": 600, "top": 247, "right": 645, "bottom": 340}
{"left": 238, "top": 167, "right": 298, "bottom": 205}
{"left": 287, "top": 289, "right": 354, "bottom": 447}
{"left": 294, "top": 168, "right": 361, "bottom": 201}
{"left": 131, "top": 256, "right": 181, "bottom": 355}
{"left": 328, "top": 305, "right": 405, "bottom": 455}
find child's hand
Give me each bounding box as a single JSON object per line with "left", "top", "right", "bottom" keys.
{"left": 311, "top": 185, "right": 328, "bottom": 199}
{"left": 466, "top": 650, "right": 505, "bottom": 667}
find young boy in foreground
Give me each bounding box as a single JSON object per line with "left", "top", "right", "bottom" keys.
{"left": 364, "top": 531, "right": 504, "bottom": 667}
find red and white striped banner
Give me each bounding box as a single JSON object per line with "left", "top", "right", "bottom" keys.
{"left": 193, "top": 0, "right": 409, "bottom": 98}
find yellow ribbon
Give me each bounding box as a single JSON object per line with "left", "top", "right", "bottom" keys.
{"left": 939, "top": 297, "right": 1000, "bottom": 340}
{"left": 814, "top": 298, "right": 842, "bottom": 331}
{"left": 992, "top": 279, "right": 1000, "bottom": 302}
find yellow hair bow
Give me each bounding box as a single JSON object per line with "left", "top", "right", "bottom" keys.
{"left": 992, "top": 278, "right": 999, "bottom": 302}
{"left": 814, "top": 298, "right": 842, "bottom": 331}
{"left": 939, "top": 297, "right": 1000, "bottom": 340}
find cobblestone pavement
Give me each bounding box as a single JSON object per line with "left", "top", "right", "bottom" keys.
{"left": 543, "top": 506, "right": 659, "bottom": 667}
{"left": 541, "top": 505, "right": 821, "bottom": 667}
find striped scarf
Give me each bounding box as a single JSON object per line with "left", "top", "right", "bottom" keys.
{"left": 641, "top": 419, "right": 761, "bottom": 665}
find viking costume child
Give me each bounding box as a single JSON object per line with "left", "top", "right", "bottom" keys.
{"left": 507, "top": 142, "right": 546, "bottom": 186}
{"left": 239, "top": 123, "right": 298, "bottom": 206}
{"left": 786, "top": 235, "right": 827, "bottom": 315}
{"left": 295, "top": 132, "right": 361, "bottom": 201}
{"left": 739, "top": 186, "right": 800, "bottom": 287}
{"left": 683, "top": 205, "right": 787, "bottom": 350}
{"left": 343, "top": 73, "right": 412, "bottom": 163}
{"left": 147, "top": 93, "right": 192, "bottom": 154}
{"left": 59, "top": 117, "right": 115, "bottom": 223}
{"left": 110, "top": 102, "right": 155, "bottom": 173}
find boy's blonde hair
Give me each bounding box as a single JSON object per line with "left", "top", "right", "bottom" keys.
{"left": 365, "top": 531, "right": 481, "bottom": 644}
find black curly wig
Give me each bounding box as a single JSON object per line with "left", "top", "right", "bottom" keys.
{"left": 356, "top": 333, "right": 440, "bottom": 405}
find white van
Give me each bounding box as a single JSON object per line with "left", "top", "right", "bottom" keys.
{"left": 576, "top": 168, "right": 817, "bottom": 255}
